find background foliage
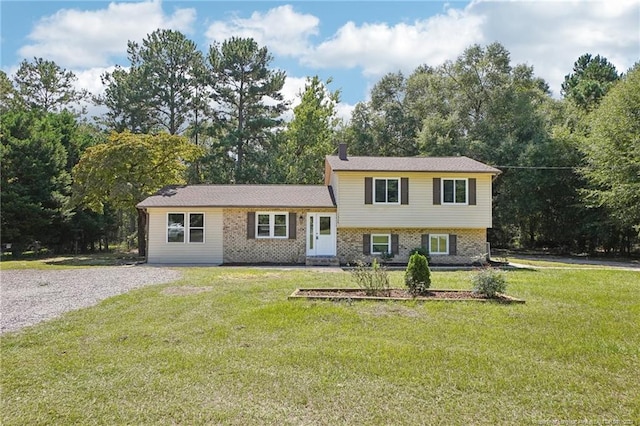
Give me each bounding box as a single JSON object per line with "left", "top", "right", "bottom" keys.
{"left": 1, "top": 33, "right": 638, "bottom": 257}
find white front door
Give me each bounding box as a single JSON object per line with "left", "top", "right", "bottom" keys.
{"left": 306, "top": 213, "right": 336, "bottom": 256}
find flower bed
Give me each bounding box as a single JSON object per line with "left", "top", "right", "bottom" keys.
{"left": 289, "top": 288, "right": 525, "bottom": 303}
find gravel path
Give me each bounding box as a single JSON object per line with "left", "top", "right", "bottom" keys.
{"left": 0, "top": 266, "right": 182, "bottom": 334}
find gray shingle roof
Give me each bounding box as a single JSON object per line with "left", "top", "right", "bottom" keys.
{"left": 137, "top": 185, "right": 336, "bottom": 208}
{"left": 326, "top": 155, "right": 501, "bottom": 174}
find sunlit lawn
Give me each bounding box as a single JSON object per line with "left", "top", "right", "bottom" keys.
{"left": 1, "top": 266, "right": 638, "bottom": 425}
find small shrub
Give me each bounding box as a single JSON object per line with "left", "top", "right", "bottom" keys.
{"left": 351, "top": 259, "right": 390, "bottom": 296}
{"left": 471, "top": 268, "right": 507, "bottom": 297}
{"left": 409, "top": 247, "right": 431, "bottom": 262}
{"left": 404, "top": 252, "right": 431, "bottom": 296}
{"left": 379, "top": 251, "right": 395, "bottom": 263}
{"left": 409, "top": 246, "right": 427, "bottom": 257}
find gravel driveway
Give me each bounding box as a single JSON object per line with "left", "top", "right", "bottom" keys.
{"left": 0, "top": 266, "right": 182, "bottom": 334}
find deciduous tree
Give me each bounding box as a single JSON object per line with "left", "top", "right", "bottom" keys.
{"left": 581, "top": 65, "right": 640, "bottom": 252}
{"left": 72, "top": 132, "right": 203, "bottom": 256}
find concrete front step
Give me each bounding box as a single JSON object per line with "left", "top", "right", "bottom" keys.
{"left": 305, "top": 256, "right": 340, "bottom": 267}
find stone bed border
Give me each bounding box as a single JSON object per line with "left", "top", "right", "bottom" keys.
{"left": 289, "top": 288, "right": 526, "bottom": 303}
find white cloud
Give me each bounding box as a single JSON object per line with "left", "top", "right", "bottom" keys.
{"left": 276, "top": 75, "right": 354, "bottom": 124}
{"left": 335, "top": 102, "right": 355, "bottom": 125}
{"left": 302, "top": 7, "right": 485, "bottom": 77}
{"left": 460, "top": 0, "right": 640, "bottom": 96}
{"left": 18, "top": 0, "right": 196, "bottom": 69}
{"left": 75, "top": 67, "right": 116, "bottom": 97}
{"left": 205, "top": 5, "right": 319, "bottom": 56}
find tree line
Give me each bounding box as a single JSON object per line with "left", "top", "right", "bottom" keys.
{"left": 1, "top": 29, "right": 638, "bottom": 257}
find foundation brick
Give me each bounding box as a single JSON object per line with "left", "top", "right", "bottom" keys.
{"left": 337, "top": 228, "right": 487, "bottom": 265}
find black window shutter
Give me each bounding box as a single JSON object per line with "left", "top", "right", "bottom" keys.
{"left": 391, "top": 234, "right": 399, "bottom": 255}
{"left": 449, "top": 234, "right": 457, "bottom": 255}
{"left": 433, "top": 178, "right": 441, "bottom": 205}
{"left": 288, "top": 212, "right": 297, "bottom": 239}
{"left": 469, "top": 178, "right": 477, "bottom": 205}
{"left": 421, "top": 234, "right": 429, "bottom": 252}
{"left": 247, "top": 212, "right": 256, "bottom": 239}
{"left": 363, "top": 234, "right": 371, "bottom": 255}
{"left": 364, "top": 177, "right": 373, "bottom": 204}
{"left": 401, "top": 178, "right": 409, "bottom": 205}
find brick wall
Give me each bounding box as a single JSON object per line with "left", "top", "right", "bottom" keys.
{"left": 337, "top": 228, "right": 487, "bottom": 265}
{"left": 223, "top": 207, "right": 487, "bottom": 265}
{"left": 222, "top": 208, "right": 335, "bottom": 264}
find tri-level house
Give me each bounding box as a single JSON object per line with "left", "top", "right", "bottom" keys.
{"left": 136, "top": 144, "right": 501, "bottom": 265}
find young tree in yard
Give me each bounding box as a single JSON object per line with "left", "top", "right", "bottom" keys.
{"left": 581, "top": 65, "right": 640, "bottom": 253}
{"left": 13, "top": 57, "right": 88, "bottom": 113}
{"left": 72, "top": 132, "right": 203, "bottom": 257}
{"left": 207, "top": 37, "right": 287, "bottom": 183}
{"left": 280, "top": 76, "right": 340, "bottom": 184}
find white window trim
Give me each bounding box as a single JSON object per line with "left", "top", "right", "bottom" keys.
{"left": 371, "top": 234, "right": 391, "bottom": 255}
{"left": 429, "top": 234, "right": 449, "bottom": 255}
{"left": 188, "top": 212, "right": 205, "bottom": 244}
{"left": 167, "top": 212, "right": 186, "bottom": 244}
{"left": 373, "top": 177, "right": 400, "bottom": 205}
{"left": 166, "top": 212, "right": 206, "bottom": 244}
{"left": 441, "top": 178, "right": 468, "bottom": 205}
{"left": 256, "top": 212, "right": 289, "bottom": 239}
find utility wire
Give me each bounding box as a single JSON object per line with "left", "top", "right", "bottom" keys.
{"left": 494, "top": 165, "right": 575, "bottom": 170}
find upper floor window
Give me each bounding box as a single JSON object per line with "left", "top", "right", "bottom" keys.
{"left": 168, "top": 213, "right": 205, "bottom": 243}
{"left": 374, "top": 178, "right": 399, "bottom": 204}
{"left": 257, "top": 212, "right": 288, "bottom": 238}
{"left": 442, "top": 178, "right": 467, "bottom": 205}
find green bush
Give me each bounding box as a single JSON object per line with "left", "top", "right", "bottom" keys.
{"left": 409, "top": 247, "right": 430, "bottom": 262}
{"left": 351, "top": 259, "right": 390, "bottom": 296}
{"left": 404, "top": 252, "right": 431, "bottom": 296}
{"left": 471, "top": 268, "right": 507, "bottom": 297}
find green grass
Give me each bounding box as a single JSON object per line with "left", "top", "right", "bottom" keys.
{"left": 2, "top": 267, "right": 639, "bottom": 425}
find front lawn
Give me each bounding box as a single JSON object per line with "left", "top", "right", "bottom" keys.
{"left": 1, "top": 267, "right": 638, "bottom": 425}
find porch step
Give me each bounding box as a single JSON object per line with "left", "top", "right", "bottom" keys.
{"left": 305, "top": 256, "right": 340, "bottom": 267}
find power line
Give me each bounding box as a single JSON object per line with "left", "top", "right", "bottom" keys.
{"left": 494, "top": 165, "right": 575, "bottom": 170}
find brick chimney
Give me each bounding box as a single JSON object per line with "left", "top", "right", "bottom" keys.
{"left": 338, "top": 143, "right": 347, "bottom": 160}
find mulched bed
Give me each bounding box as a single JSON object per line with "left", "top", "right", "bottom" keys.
{"left": 289, "top": 288, "right": 525, "bottom": 303}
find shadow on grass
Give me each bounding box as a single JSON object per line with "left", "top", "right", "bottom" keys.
{"left": 44, "top": 253, "right": 143, "bottom": 266}
{"left": 1, "top": 252, "right": 143, "bottom": 267}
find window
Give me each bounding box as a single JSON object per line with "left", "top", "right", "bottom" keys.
{"left": 167, "top": 213, "right": 204, "bottom": 243}
{"left": 430, "top": 234, "right": 449, "bottom": 255}
{"left": 167, "top": 213, "right": 185, "bottom": 243}
{"left": 189, "top": 213, "right": 204, "bottom": 243}
{"left": 374, "top": 178, "right": 399, "bottom": 204}
{"left": 256, "top": 212, "right": 288, "bottom": 238}
{"left": 442, "top": 178, "right": 467, "bottom": 204}
{"left": 371, "top": 234, "right": 391, "bottom": 254}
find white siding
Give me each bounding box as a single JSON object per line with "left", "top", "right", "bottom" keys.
{"left": 334, "top": 171, "right": 493, "bottom": 228}
{"left": 146, "top": 207, "right": 223, "bottom": 264}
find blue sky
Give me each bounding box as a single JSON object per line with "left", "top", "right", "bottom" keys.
{"left": 1, "top": 0, "right": 639, "bottom": 120}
